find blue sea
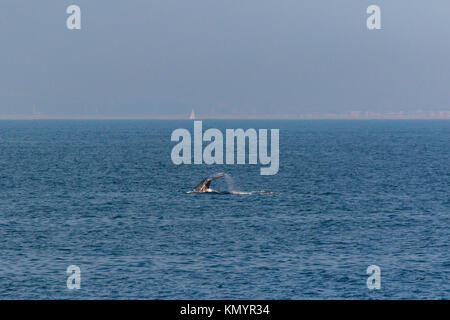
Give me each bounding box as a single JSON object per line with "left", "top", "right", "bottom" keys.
{"left": 0, "top": 120, "right": 449, "bottom": 299}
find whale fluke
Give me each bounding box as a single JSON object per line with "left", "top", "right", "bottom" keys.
{"left": 191, "top": 173, "right": 226, "bottom": 193}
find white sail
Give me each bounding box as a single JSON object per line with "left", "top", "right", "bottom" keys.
{"left": 189, "top": 109, "right": 196, "bottom": 120}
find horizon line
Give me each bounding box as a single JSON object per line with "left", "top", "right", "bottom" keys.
{"left": 1, "top": 112, "right": 450, "bottom": 120}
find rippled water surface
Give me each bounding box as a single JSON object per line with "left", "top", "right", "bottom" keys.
{"left": 0, "top": 120, "right": 449, "bottom": 299}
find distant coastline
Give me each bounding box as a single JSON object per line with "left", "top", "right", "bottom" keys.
{"left": 1, "top": 111, "right": 449, "bottom": 120}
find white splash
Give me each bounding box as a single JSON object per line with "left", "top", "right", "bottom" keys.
{"left": 223, "top": 173, "right": 236, "bottom": 193}
{"left": 222, "top": 173, "right": 273, "bottom": 195}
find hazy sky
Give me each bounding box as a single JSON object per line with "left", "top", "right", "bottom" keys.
{"left": 1, "top": 0, "right": 449, "bottom": 116}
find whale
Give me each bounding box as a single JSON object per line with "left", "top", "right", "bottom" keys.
{"left": 189, "top": 173, "right": 226, "bottom": 193}
{"left": 187, "top": 173, "right": 273, "bottom": 195}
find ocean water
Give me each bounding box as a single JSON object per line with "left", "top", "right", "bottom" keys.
{"left": 0, "top": 120, "right": 449, "bottom": 299}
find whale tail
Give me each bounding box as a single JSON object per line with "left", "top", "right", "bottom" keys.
{"left": 191, "top": 173, "right": 226, "bottom": 193}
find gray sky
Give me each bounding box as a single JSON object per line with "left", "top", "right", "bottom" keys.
{"left": 1, "top": 0, "right": 449, "bottom": 116}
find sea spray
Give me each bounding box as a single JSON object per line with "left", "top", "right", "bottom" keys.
{"left": 223, "top": 173, "right": 237, "bottom": 193}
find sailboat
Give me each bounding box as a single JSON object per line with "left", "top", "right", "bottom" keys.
{"left": 189, "top": 109, "right": 196, "bottom": 120}
{"left": 32, "top": 104, "right": 40, "bottom": 117}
